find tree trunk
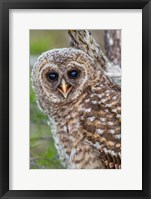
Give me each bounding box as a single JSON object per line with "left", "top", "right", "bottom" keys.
{"left": 104, "top": 30, "right": 121, "bottom": 68}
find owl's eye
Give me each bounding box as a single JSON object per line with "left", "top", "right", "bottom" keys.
{"left": 68, "top": 70, "right": 79, "bottom": 79}
{"left": 47, "top": 72, "right": 58, "bottom": 81}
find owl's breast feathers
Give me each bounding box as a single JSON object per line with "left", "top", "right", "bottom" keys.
{"left": 47, "top": 73, "right": 121, "bottom": 169}
{"left": 77, "top": 82, "right": 121, "bottom": 169}
{"left": 53, "top": 81, "right": 121, "bottom": 169}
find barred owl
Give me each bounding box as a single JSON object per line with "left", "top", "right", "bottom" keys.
{"left": 32, "top": 48, "right": 121, "bottom": 169}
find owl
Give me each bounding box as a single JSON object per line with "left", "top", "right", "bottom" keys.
{"left": 32, "top": 48, "right": 121, "bottom": 169}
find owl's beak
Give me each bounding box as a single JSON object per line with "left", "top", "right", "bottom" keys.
{"left": 57, "top": 79, "right": 72, "bottom": 98}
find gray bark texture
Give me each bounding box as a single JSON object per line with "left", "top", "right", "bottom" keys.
{"left": 104, "top": 30, "right": 121, "bottom": 67}
{"left": 68, "top": 30, "right": 121, "bottom": 86}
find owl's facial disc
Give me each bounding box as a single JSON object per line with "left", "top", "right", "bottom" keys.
{"left": 57, "top": 79, "right": 72, "bottom": 98}
{"left": 40, "top": 63, "right": 87, "bottom": 103}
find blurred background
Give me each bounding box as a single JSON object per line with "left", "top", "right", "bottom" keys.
{"left": 30, "top": 30, "right": 120, "bottom": 169}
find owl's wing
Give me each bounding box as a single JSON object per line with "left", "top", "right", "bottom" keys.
{"left": 80, "top": 84, "right": 121, "bottom": 169}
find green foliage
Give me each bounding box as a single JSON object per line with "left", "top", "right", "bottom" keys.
{"left": 30, "top": 30, "right": 68, "bottom": 55}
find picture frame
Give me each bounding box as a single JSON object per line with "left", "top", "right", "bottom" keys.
{"left": 0, "top": 0, "right": 151, "bottom": 198}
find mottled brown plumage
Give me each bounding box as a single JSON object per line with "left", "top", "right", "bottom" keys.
{"left": 32, "top": 48, "right": 121, "bottom": 169}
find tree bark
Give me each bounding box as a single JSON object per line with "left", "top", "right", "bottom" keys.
{"left": 68, "top": 30, "right": 121, "bottom": 86}
{"left": 104, "top": 30, "right": 121, "bottom": 68}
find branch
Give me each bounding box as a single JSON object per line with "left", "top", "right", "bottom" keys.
{"left": 68, "top": 30, "right": 121, "bottom": 85}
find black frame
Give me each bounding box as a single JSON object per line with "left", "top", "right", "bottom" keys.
{"left": 0, "top": 0, "right": 150, "bottom": 198}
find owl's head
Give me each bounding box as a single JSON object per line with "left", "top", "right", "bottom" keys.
{"left": 32, "top": 48, "right": 99, "bottom": 105}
